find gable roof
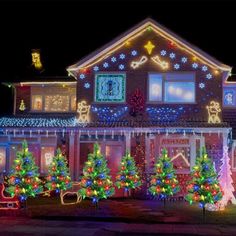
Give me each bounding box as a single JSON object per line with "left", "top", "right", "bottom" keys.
{"left": 67, "top": 18, "right": 232, "bottom": 77}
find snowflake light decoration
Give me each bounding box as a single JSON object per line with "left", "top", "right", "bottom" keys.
{"left": 169, "top": 52, "right": 176, "bottom": 59}
{"left": 174, "top": 63, "right": 180, "bottom": 70}
{"left": 79, "top": 74, "right": 85, "bottom": 79}
{"left": 160, "top": 50, "right": 167, "bottom": 56}
{"left": 103, "top": 62, "right": 109, "bottom": 68}
{"left": 119, "top": 53, "right": 126, "bottom": 60}
{"left": 192, "top": 63, "right": 198, "bottom": 69}
{"left": 119, "top": 64, "right": 125, "bottom": 70}
{"left": 181, "top": 57, "right": 187, "bottom": 63}
{"left": 84, "top": 83, "right": 90, "bottom": 89}
{"left": 202, "top": 65, "right": 208, "bottom": 72}
{"left": 199, "top": 83, "right": 205, "bottom": 89}
{"left": 131, "top": 50, "right": 137, "bottom": 56}
{"left": 206, "top": 73, "right": 213, "bottom": 80}
{"left": 111, "top": 57, "right": 117, "bottom": 63}
{"left": 93, "top": 66, "right": 99, "bottom": 71}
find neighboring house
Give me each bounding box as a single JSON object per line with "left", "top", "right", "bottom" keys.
{"left": 1, "top": 18, "right": 236, "bottom": 196}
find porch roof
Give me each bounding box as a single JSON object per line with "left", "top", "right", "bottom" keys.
{"left": 0, "top": 115, "right": 230, "bottom": 129}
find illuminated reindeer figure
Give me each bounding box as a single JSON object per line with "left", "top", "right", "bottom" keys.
{"left": 206, "top": 101, "right": 221, "bottom": 124}
{"left": 77, "top": 101, "right": 91, "bottom": 123}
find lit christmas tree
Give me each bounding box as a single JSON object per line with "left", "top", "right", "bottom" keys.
{"left": 79, "top": 143, "right": 114, "bottom": 205}
{"left": 218, "top": 146, "right": 236, "bottom": 208}
{"left": 115, "top": 151, "right": 142, "bottom": 195}
{"left": 149, "top": 149, "right": 180, "bottom": 205}
{"left": 6, "top": 140, "right": 43, "bottom": 201}
{"left": 186, "top": 148, "right": 223, "bottom": 215}
{"left": 45, "top": 148, "right": 72, "bottom": 194}
{"left": 19, "top": 100, "right": 26, "bottom": 111}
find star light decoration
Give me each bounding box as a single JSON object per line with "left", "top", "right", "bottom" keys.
{"left": 174, "top": 63, "right": 180, "bottom": 70}
{"left": 199, "top": 83, "right": 205, "bottom": 89}
{"left": 169, "top": 52, "right": 176, "bottom": 59}
{"left": 111, "top": 57, "right": 117, "bottom": 62}
{"left": 160, "top": 50, "right": 167, "bottom": 56}
{"left": 144, "top": 41, "right": 155, "bottom": 55}
{"left": 84, "top": 83, "right": 90, "bottom": 89}
{"left": 79, "top": 74, "right": 85, "bottom": 80}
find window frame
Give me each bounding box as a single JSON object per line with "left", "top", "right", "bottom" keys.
{"left": 30, "top": 85, "right": 76, "bottom": 113}
{"left": 147, "top": 72, "right": 196, "bottom": 104}
{"left": 222, "top": 87, "right": 236, "bottom": 109}
{"left": 94, "top": 72, "right": 126, "bottom": 104}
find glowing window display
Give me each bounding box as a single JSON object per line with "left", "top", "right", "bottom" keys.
{"left": 148, "top": 74, "right": 162, "bottom": 102}
{"left": 45, "top": 95, "right": 70, "bottom": 112}
{"left": 71, "top": 95, "right": 77, "bottom": 111}
{"left": 223, "top": 88, "right": 236, "bottom": 107}
{"left": 41, "top": 146, "right": 55, "bottom": 174}
{"left": 32, "top": 95, "right": 43, "bottom": 111}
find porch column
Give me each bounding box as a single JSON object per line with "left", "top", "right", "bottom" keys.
{"left": 75, "top": 132, "right": 81, "bottom": 181}
{"left": 69, "top": 132, "right": 75, "bottom": 180}
{"left": 200, "top": 134, "right": 205, "bottom": 156}
{"left": 145, "top": 135, "right": 150, "bottom": 173}
{"left": 125, "top": 131, "right": 131, "bottom": 152}
{"left": 190, "top": 135, "right": 196, "bottom": 170}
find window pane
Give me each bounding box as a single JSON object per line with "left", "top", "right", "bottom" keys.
{"left": 149, "top": 74, "right": 162, "bottom": 101}
{"left": 164, "top": 82, "right": 195, "bottom": 103}
{"left": 71, "top": 95, "right": 77, "bottom": 111}
{"left": 32, "top": 95, "right": 43, "bottom": 111}
{"left": 95, "top": 74, "right": 126, "bottom": 102}
{"left": 45, "top": 95, "right": 69, "bottom": 112}
{"left": 166, "top": 73, "right": 195, "bottom": 81}
{"left": 223, "top": 88, "right": 236, "bottom": 107}
{"left": 0, "top": 147, "right": 6, "bottom": 173}
{"left": 41, "top": 147, "right": 55, "bottom": 174}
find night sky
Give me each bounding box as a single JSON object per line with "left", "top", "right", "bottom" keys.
{"left": 0, "top": 0, "right": 235, "bottom": 115}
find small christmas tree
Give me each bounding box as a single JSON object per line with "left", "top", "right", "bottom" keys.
{"left": 19, "top": 100, "right": 26, "bottom": 111}
{"left": 45, "top": 148, "right": 72, "bottom": 193}
{"left": 6, "top": 140, "right": 43, "bottom": 201}
{"left": 218, "top": 146, "right": 236, "bottom": 208}
{"left": 115, "top": 151, "right": 142, "bottom": 195}
{"left": 149, "top": 149, "right": 180, "bottom": 205}
{"left": 185, "top": 148, "right": 223, "bottom": 216}
{"left": 79, "top": 143, "right": 114, "bottom": 205}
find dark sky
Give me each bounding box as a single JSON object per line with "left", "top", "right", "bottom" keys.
{"left": 0, "top": 0, "right": 235, "bottom": 115}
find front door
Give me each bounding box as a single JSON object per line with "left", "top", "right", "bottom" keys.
{"left": 105, "top": 142, "right": 124, "bottom": 197}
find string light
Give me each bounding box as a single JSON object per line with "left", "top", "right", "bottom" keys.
{"left": 206, "top": 101, "right": 221, "bottom": 124}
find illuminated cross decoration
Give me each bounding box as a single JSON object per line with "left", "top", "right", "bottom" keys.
{"left": 144, "top": 41, "right": 155, "bottom": 55}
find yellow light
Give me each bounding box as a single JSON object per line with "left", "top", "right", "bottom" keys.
{"left": 214, "top": 70, "right": 219, "bottom": 75}
{"left": 206, "top": 101, "right": 221, "bottom": 124}
{"left": 144, "top": 41, "right": 155, "bottom": 55}
{"left": 192, "top": 56, "right": 197, "bottom": 61}
{"left": 94, "top": 190, "right": 98, "bottom": 195}
{"left": 77, "top": 100, "right": 91, "bottom": 123}
{"left": 60, "top": 182, "right": 82, "bottom": 205}
{"left": 125, "top": 41, "right": 131, "bottom": 47}
{"left": 31, "top": 49, "right": 43, "bottom": 70}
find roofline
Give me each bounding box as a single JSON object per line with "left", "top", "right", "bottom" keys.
{"left": 67, "top": 18, "right": 232, "bottom": 76}
{"left": 17, "top": 81, "right": 77, "bottom": 86}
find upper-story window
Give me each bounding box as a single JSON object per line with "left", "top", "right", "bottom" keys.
{"left": 148, "top": 72, "right": 195, "bottom": 103}
{"left": 31, "top": 85, "right": 76, "bottom": 112}
{"left": 94, "top": 73, "right": 126, "bottom": 103}
{"left": 223, "top": 87, "right": 236, "bottom": 108}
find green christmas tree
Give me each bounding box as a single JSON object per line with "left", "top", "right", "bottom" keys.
{"left": 6, "top": 140, "right": 43, "bottom": 201}
{"left": 115, "top": 151, "right": 142, "bottom": 195}
{"left": 45, "top": 148, "right": 72, "bottom": 193}
{"left": 79, "top": 143, "right": 114, "bottom": 205}
{"left": 185, "top": 148, "right": 223, "bottom": 215}
{"left": 149, "top": 149, "right": 180, "bottom": 204}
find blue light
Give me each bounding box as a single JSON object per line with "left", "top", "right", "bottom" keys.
{"left": 174, "top": 63, "right": 180, "bottom": 70}
{"left": 181, "top": 57, "right": 187, "bottom": 63}
{"left": 103, "top": 62, "right": 109, "bottom": 68}
{"left": 93, "top": 66, "right": 99, "bottom": 71}
{"left": 160, "top": 50, "right": 167, "bottom": 56}
{"left": 119, "top": 53, "right": 125, "bottom": 59}
{"left": 169, "top": 52, "right": 175, "bottom": 59}
{"left": 111, "top": 57, "right": 117, "bottom": 62}
{"left": 119, "top": 64, "right": 125, "bottom": 70}
{"left": 84, "top": 82, "right": 90, "bottom": 89}
{"left": 192, "top": 63, "right": 198, "bottom": 69}
{"left": 79, "top": 74, "right": 85, "bottom": 79}
{"left": 202, "top": 65, "right": 208, "bottom": 71}
{"left": 131, "top": 50, "right": 137, "bottom": 56}
{"left": 206, "top": 73, "right": 212, "bottom": 80}
{"left": 92, "top": 197, "right": 98, "bottom": 204}
{"left": 199, "top": 83, "right": 205, "bottom": 89}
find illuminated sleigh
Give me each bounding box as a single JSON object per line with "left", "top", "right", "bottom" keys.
{"left": 60, "top": 182, "right": 82, "bottom": 205}
{"left": 0, "top": 183, "right": 20, "bottom": 210}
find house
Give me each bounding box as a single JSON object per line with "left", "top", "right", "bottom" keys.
{"left": 1, "top": 18, "right": 236, "bottom": 197}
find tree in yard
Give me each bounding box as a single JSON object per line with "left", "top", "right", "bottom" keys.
{"left": 45, "top": 148, "right": 72, "bottom": 193}
{"left": 6, "top": 140, "right": 43, "bottom": 201}
{"left": 149, "top": 149, "right": 180, "bottom": 206}
{"left": 79, "top": 143, "right": 114, "bottom": 205}
{"left": 185, "top": 147, "right": 223, "bottom": 216}
{"left": 218, "top": 146, "right": 236, "bottom": 208}
{"left": 115, "top": 151, "right": 142, "bottom": 195}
